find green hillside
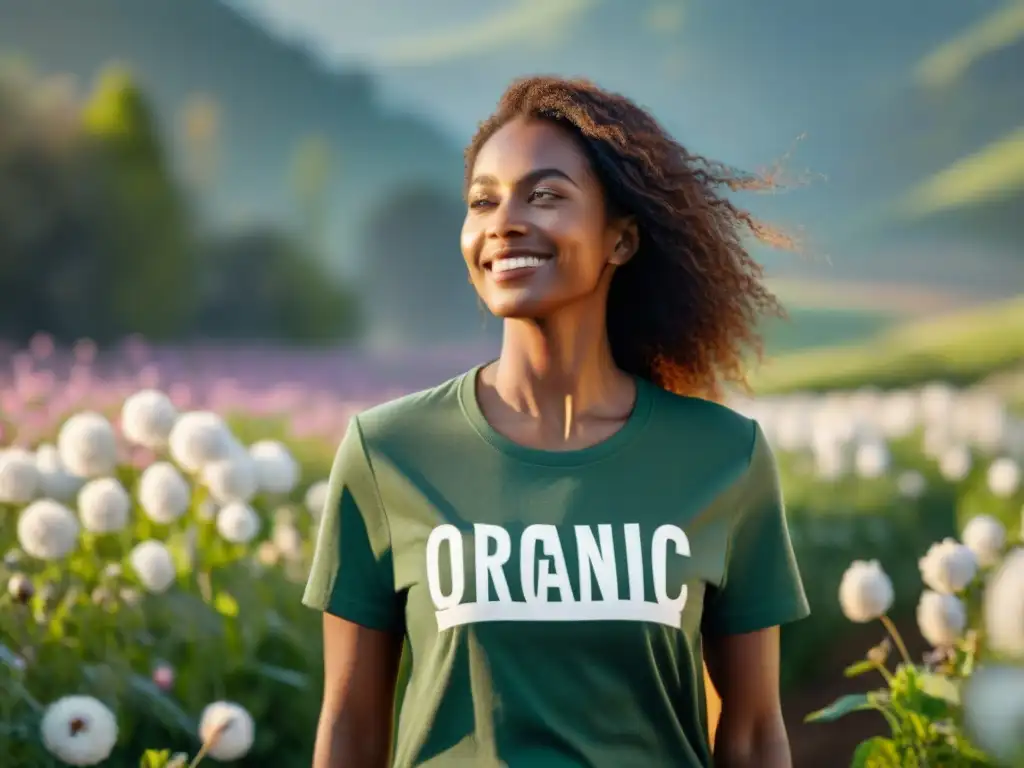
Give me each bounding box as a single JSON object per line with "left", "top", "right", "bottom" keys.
{"left": 761, "top": 307, "right": 896, "bottom": 355}
{"left": 752, "top": 296, "right": 1024, "bottom": 393}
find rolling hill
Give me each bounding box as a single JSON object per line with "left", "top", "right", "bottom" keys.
{"left": 752, "top": 296, "right": 1024, "bottom": 393}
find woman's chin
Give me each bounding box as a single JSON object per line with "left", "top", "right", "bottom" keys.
{"left": 487, "top": 299, "right": 557, "bottom": 321}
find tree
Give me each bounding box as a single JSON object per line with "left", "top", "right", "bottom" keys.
{"left": 81, "top": 64, "right": 199, "bottom": 340}
{"left": 359, "top": 183, "right": 490, "bottom": 346}
{"left": 288, "top": 134, "right": 334, "bottom": 256}
{"left": 196, "top": 226, "right": 361, "bottom": 343}
{"left": 178, "top": 92, "right": 221, "bottom": 195}
{"left": 0, "top": 60, "right": 112, "bottom": 342}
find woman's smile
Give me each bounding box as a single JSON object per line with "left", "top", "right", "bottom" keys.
{"left": 487, "top": 251, "right": 556, "bottom": 283}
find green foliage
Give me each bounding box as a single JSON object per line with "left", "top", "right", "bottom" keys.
{"left": 0, "top": 60, "right": 363, "bottom": 346}
{"left": 138, "top": 749, "right": 187, "bottom": 768}
{"left": 752, "top": 297, "right": 1024, "bottom": 394}
{"left": 82, "top": 64, "right": 199, "bottom": 340}
{"left": 0, "top": 472, "right": 326, "bottom": 767}
{"left": 761, "top": 307, "right": 896, "bottom": 355}
{"left": 802, "top": 476, "right": 1024, "bottom": 766}
{"left": 360, "top": 182, "right": 486, "bottom": 344}
{"left": 289, "top": 134, "right": 334, "bottom": 255}
{"left": 776, "top": 442, "right": 961, "bottom": 688}
{"left": 196, "top": 227, "right": 361, "bottom": 342}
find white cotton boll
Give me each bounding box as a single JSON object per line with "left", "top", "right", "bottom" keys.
{"left": 137, "top": 462, "right": 191, "bottom": 524}
{"left": 916, "top": 590, "right": 966, "bottom": 648}
{"left": 202, "top": 456, "right": 258, "bottom": 503}
{"left": 0, "top": 448, "right": 40, "bottom": 503}
{"left": 879, "top": 392, "right": 917, "bottom": 438}
{"left": 198, "top": 701, "right": 255, "bottom": 762}
{"left": 249, "top": 440, "right": 299, "bottom": 495}
{"left": 772, "top": 407, "right": 812, "bottom": 452}
{"left": 129, "top": 540, "right": 176, "bottom": 594}
{"left": 168, "top": 411, "right": 232, "bottom": 473}
{"left": 272, "top": 521, "right": 303, "bottom": 560}
{"left": 854, "top": 440, "right": 890, "bottom": 479}
{"left": 919, "top": 382, "right": 956, "bottom": 423}
{"left": 987, "top": 457, "right": 1021, "bottom": 498}
{"left": 216, "top": 502, "right": 261, "bottom": 545}
{"left": 897, "top": 470, "right": 927, "bottom": 499}
{"left": 77, "top": 478, "right": 130, "bottom": 534}
{"left": 962, "top": 515, "right": 1006, "bottom": 569}
{"left": 962, "top": 666, "right": 1024, "bottom": 766}
{"left": 35, "top": 444, "right": 84, "bottom": 502}
{"left": 121, "top": 389, "right": 178, "bottom": 449}
{"left": 40, "top": 695, "right": 118, "bottom": 766}
{"left": 838, "top": 560, "right": 894, "bottom": 623}
{"left": 57, "top": 412, "right": 118, "bottom": 478}
{"left": 17, "top": 499, "right": 79, "bottom": 561}
{"left": 919, "top": 538, "right": 978, "bottom": 594}
{"left": 304, "top": 480, "right": 330, "bottom": 520}
{"left": 938, "top": 444, "right": 972, "bottom": 482}
{"left": 984, "top": 548, "right": 1024, "bottom": 659}
{"left": 921, "top": 426, "right": 952, "bottom": 460}
{"left": 813, "top": 442, "right": 848, "bottom": 481}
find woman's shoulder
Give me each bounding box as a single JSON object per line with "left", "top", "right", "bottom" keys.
{"left": 348, "top": 370, "right": 469, "bottom": 440}
{"left": 645, "top": 384, "right": 758, "bottom": 454}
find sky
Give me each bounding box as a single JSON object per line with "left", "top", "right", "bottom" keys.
{"left": 219, "top": 0, "right": 1024, "bottom": 301}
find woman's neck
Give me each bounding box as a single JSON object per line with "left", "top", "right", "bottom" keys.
{"left": 488, "top": 305, "right": 634, "bottom": 428}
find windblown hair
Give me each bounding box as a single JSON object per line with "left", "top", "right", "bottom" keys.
{"left": 465, "top": 76, "right": 795, "bottom": 401}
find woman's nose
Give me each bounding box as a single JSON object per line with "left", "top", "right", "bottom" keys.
{"left": 486, "top": 199, "right": 529, "bottom": 238}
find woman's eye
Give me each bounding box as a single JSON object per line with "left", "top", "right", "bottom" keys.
{"left": 529, "top": 189, "right": 560, "bottom": 202}
{"left": 469, "top": 197, "right": 494, "bottom": 209}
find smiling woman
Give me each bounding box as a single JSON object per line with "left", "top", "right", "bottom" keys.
{"left": 305, "top": 76, "right": 808, "bottom": 768}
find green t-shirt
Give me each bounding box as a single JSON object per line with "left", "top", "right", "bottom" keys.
{"left": 303, "top": 365, "right": 809, "bottom": 767}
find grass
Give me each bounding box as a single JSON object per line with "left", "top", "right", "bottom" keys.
{"left": 751, "top": 295, "right": 1024, "bottom": 394}
{"left": 761, "top": 307, "right": 896, "bottom": 355}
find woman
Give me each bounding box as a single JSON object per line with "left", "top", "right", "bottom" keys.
{"left": 304, "top": 76, "right": 810, "bottom": 768}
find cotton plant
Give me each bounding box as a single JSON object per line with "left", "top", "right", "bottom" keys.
{"left": 120, "top": 389, "right": 178, "bottom": 450}
{"left": 141, "top": 701, "right": 258, "bottom": 768}
{"left": 0, "top": 447, "right": 41, "bottom": 503}
{"left": 32, "top": 694, "right": 255, "bottom": 768}
{"left": 807, "top": 515, "right": 1024, "bottom": 766}
{"left": 56, "top": 412, "right": 119, "bottom": 479}
{"left": 0, "top": 386, "right": 327, "bottom": 767}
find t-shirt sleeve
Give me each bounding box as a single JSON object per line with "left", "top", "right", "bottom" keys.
{"left": 302, "top": 415, "right": 403, "bottom": 632}
{"left": 702, "top": 420, "right": 810, "bottom": 636}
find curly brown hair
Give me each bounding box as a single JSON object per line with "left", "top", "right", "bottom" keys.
{"left": 464, "top": 76, "right": 794, "bottom": 401}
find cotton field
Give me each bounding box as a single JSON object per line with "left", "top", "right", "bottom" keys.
{"left": 1, "top": 335, "right": 1023, "bottom": 766}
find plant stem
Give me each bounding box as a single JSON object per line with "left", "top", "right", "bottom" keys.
{"left": 880, "top": 615, "right": 913, "bottom": 667}
{"left": 187, "top": 743, "right": 211, "bottom": 768}
{"left": 874, "top": 663, "right": 894, "bottom": 685}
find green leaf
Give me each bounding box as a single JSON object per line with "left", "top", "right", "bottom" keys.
{"left": 126, "top": 674, "right": 196, "bottom": 735}
{"left": 214, "top": 590, "right": 239, "bottom": 617}
{"left": 805, "top": 693, "right": 875, "bottom": 723}
{"left": 252, "top": 662, "right": 309, "bottom": 690}
{"left": 844, "top": 659, "right": 879, "bottom": 678}
{"left": 916, "top": 671, "right": 960, "bottom": 706}
{"left": 139, "top": 749, "right": 171, "bottom": 768}
{"left": 851, "top": 737, "right": 901, "bottom": 768}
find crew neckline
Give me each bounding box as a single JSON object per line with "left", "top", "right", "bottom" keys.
{"left": 458, "top": 361, "right": 654, "bottom": 467}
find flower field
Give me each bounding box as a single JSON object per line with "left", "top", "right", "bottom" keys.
{"left": 1, "top": 335, "right": 1023, "bottom": 766}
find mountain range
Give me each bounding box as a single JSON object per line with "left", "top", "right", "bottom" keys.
{"left": 1, "top": 0, "right": 1021, "bottom": 325}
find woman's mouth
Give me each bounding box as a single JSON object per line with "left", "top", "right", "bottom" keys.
{"left": 487, "top": 254, "right": 553, "bottom": 282}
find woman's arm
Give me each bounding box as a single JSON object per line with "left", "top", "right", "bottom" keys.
{"left": 703, "top": 661, "right": 722, "bottom": 745}
{"left": 704, "top": 626, "right": 792, "bottom": 768}
{"left": 313, "top": 614, "right": 403, "bottom": 768}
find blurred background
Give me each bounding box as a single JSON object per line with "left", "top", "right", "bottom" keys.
{"left": 1, "top": 1, "right": 1023, "bottom": 766}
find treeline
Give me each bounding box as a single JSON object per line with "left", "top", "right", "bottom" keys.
{"left": 0, "top": 61, "right": 360, "bottom": 345}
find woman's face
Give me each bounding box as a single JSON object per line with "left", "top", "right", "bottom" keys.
{"left": 462, "top": 118, "right": 632, "bottom": 319}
